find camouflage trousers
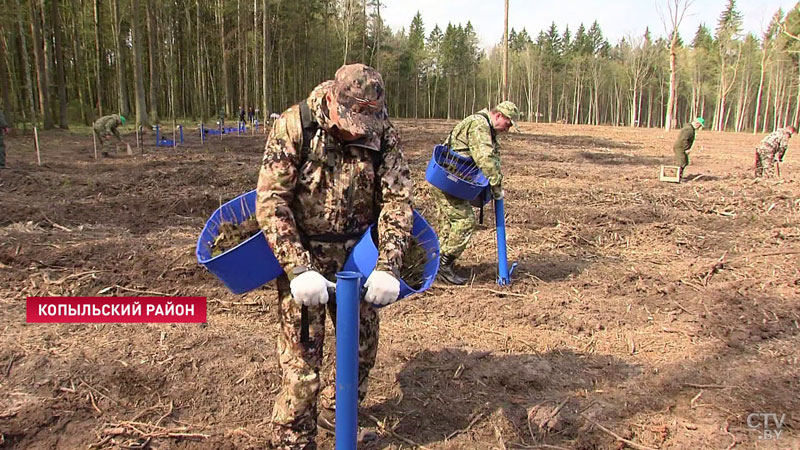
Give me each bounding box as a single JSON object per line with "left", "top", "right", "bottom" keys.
{"left": 93, "top": 126, "right": 120, "bottom": 147}
{"left": 92, "top": 126, "right": 106, "bottom": 145}
{"left": 754, "top": 147, "right": 777, "bottom": 177}
{"left": 432, "top": 188, "right": 475, "bottom": 259}
{"left": 269, "top": 241, "right": 380, "bottom": 450}
{"left": 0, "top": 134, "right": 5, "bottom": 166}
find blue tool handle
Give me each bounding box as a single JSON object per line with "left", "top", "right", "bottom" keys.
{"left": 335, "top": 271, "right": 362, "bottom": 450}
{"left": 495, "top": 198, "right": 511, "bottom": 285}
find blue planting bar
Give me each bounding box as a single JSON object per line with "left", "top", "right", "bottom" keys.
{"left": 495, "top": 198, "right": 517, "bottom": 285}
{"left": 335, "top": 271, "right": 362, "bottom": 450}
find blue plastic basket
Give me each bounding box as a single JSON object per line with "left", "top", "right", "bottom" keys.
{"left": 196, "top": 190, "right": 284, "bottom": 294}
{"left": 425, "top": 145, "right": 489, "bottom": 201}
{"left": 343, "top": 210, "right": 440, "bottom": 301}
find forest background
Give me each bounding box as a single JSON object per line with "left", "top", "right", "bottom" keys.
{"left": 2, "top": 0, "right": 800, "bottom": 133}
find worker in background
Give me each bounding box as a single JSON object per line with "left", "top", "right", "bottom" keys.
{"left": 672, "top": 117, "right": 704, "bottom": 180}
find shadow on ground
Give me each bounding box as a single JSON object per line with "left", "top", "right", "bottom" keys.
{"left": 508, "top": 133, "right": 640, "bottom": 151}
{"left": 577, "top": 150, "right": 663, "bottom": 166}
{"left": 365, "top": 348, "right": 638, "bottom": 449}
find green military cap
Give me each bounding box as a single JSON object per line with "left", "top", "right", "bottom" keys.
{"left": 495, "top": 101, "right": 520, "bottom": 126}
{"left": 119, "top": 115, "right": 126, "bottom": 125}
{"left": 694, "top": 117, "right": 704, "bottom": 127}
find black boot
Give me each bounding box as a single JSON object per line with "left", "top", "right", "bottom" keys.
{"left": 439, "top": 254, "right": 467, "bottom": 285}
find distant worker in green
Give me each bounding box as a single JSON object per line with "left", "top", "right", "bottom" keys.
{"left": 0, "top": 109, "right": 9, "bottom": 168}
{"left": 673, "top": 117, "right": 704, "bottom": 180}
{"left": 433, "top": 101, "right": 519, "bottom": 285}
{"left": 92, "top": 114, "right": 126, "bottom": 146}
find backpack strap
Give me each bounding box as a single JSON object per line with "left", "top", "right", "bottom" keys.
{"left": 476, "top": 111, "right": 496, "bottom": 140}
{"left": 299, "top": 99, "right": 319, "bottom": 162}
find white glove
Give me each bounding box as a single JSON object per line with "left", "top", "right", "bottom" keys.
{"left": 289, "top": 271, "right": 335, "bottom": 306}
{"left": 363, "top": 270, "right": 400, "bottom": 306}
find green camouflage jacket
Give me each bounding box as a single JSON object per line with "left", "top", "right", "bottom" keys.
{"left": 759, "top": 130, "right": 790, "bottom": 162}
{"left": 93, "top": 114, "right": 122, "bottom": 133}
{"left": 446, "top": 109, "right": 502, "bottom": 187}
{"left": 256, "top": 81, "right": 413, "bottom": 280}
{"left": 0, "top": 110, "right": 8, "bottom": 128}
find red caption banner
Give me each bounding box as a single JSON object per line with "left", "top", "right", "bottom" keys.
{"left": 26, "top": 297, "right": 207, "bottom": 323}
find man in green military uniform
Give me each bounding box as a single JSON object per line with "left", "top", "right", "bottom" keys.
{"left": 433, "top": 101, "right": 519, "bottom": 285}
{"left": 0, "top": 109, "right": 9, "bottom": 168}
{"left": 92, "top": 114, "right": 126, "bottom": 146}
{"left": 673, "top": 117, "right": 704, "bottom": 179}
{"left": 256, "top": 63, "right": 413, "bottom": 450}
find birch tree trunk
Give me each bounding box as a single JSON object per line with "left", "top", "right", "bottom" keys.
{"left": 131, "top": 0, "right": 150, "bottom": 127}
{"left": 263, "top": 0, "right": 270, "bottom": 115}
{"left": 94, "top": 0, "right": 103, "bottom": 116}
{"left": 52, "top": 0, "right": 68, "bottom": 128}
{"left": 218, "top": 0, "right": 231, "bottom": 116}
{"left": 112, "top": 0, "right": 131, "bottom": 118}
{"left": 30, "top": 0, "right": 53, "bottom": 128}
{"left": 146, "top": 0, "right": 160, "bottom": 123}
{"left": 753, "top": 44, "right": 768, "bottom": 133}
{"left": 41, "top": 0, "right": 57, "bottom": 124}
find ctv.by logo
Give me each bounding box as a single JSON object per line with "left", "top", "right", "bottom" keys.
{"left": 747, "top": 413, "right": 785, "bottom": 440}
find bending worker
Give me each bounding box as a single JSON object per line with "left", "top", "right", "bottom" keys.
{"left": 433, "top": 101, "right": 519, "bottom": 285}
{"left": 92, "top": 114, "right": 126, "bottom": 146}
{"left": 256, "top": 63, "right": 413, "bottom": 449}
{"left": 672, "top": 117, "right": 704, "bottom": 180}
{"left": 755, "top": 125, "right": 795, "bottom": 177}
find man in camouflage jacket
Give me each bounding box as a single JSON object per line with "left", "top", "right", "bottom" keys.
{"left": 755, "top": 125, "right": 795, "bottom": 177}
{"left": 432, "top": 101, "right": 519, "bottom": 285}
{"left": 92, "top": 114, "right": 126, "bottom": 146}
{"left": 256, "top": 63, "right": 413, "bottom": 450}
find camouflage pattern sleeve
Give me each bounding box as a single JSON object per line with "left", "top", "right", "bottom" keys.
{"left": 468, "top": 119, "right": 503, "bottom": 188}
{"left": 761, "top": 131, "right": 781, "bottom": 151}
{"left": 256, "top": 106, "right": 315, "bottom": 280}
{"left": 375, "top": 122, "right": 413, "bottom": 274}
{"left": 0, "top": 110, "right": 9, "bottom": 128}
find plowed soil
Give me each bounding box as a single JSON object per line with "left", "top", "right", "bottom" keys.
{"left": 1, "top": 120, "right": 798, "bottom": 449}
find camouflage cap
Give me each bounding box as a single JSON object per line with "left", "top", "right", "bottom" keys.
{"left": 495, "top": 101, "right": 520, "bottom": 125}
{"left": 330, "top": 64, "right": 386, "bottom": 148}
